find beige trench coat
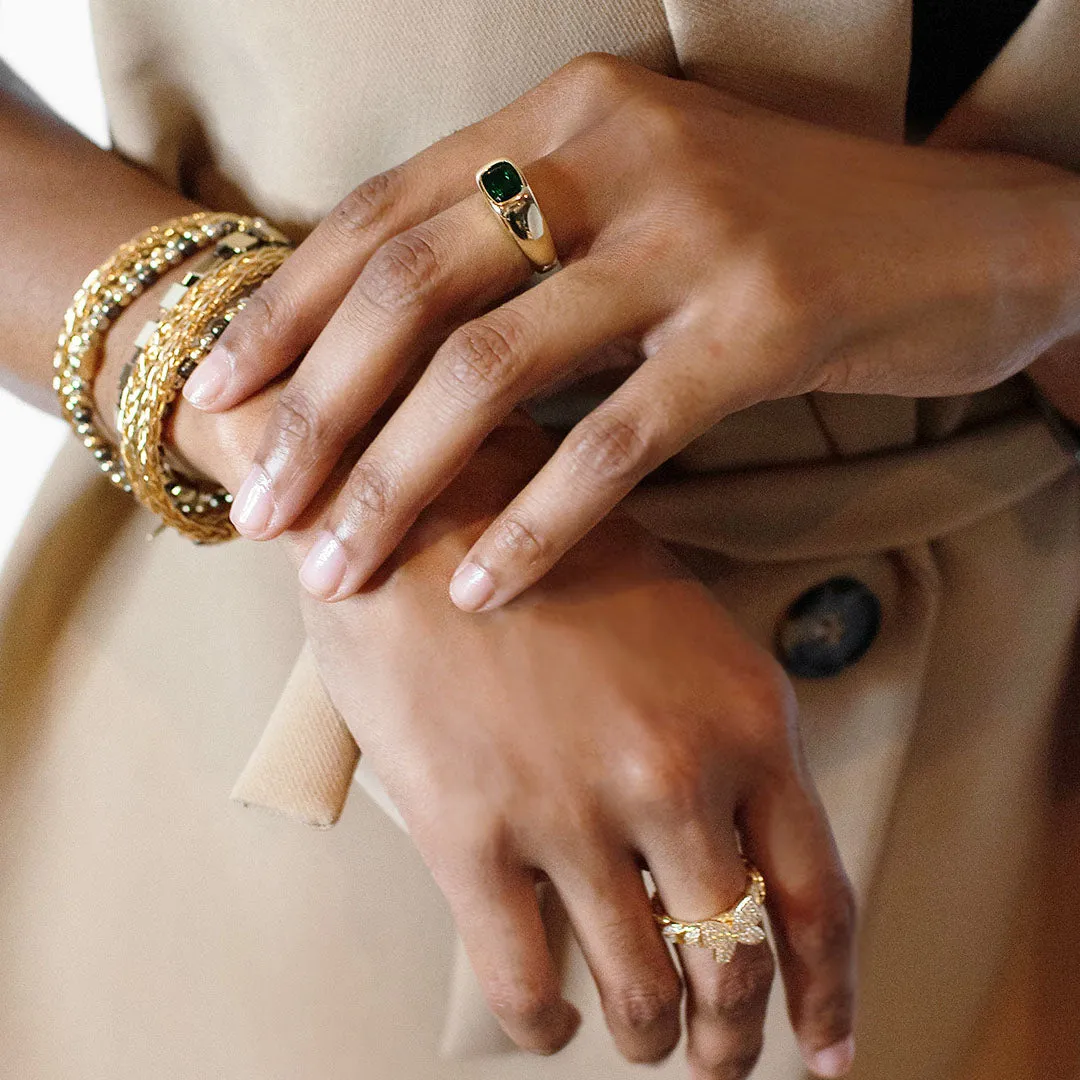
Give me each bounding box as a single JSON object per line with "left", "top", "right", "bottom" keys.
{"left": 3, "top": 0, "right": 1080, "bottom": 1076}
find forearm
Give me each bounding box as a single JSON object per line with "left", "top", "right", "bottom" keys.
{"left": 0, "top": 66, "right": 346, "bottom": 557}
{"left": 0, "top": 65, "right": 197, "bottom": 409}
{"left": 0, "top": 67, "right": 293, "bottom": 532}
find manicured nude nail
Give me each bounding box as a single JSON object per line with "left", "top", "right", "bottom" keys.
{"left": 182, "top": 348, "right": 229, "bottom": 408}
{"left": 300, "top": 531, "right": 348, "bottom": 599}
{"left": 449, "top": 561, "right": 495, "bottom": 611}
{"left": 230, "top": 466, "right": 274, "bottom": 536}
{"left": 807, "top": 1035, "right": 855, "bottom": 1078}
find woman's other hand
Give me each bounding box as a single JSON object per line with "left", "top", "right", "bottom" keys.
{"left": 299, "top": 420, "right": 857, "bottom": 1080}
{"left": 175, "top": 367, "right": 857, "bottom": 1079}
{"left": 182, "top": 51, "right": 1080, "bottom": 608}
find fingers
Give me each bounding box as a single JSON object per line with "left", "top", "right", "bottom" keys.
{"left": 229, "top": 144, "right": 602, "bottom": 543}
{"left": 740, "top": 777, "right": 858, "bottom": 1078}
{"left": 297, "top": 259, "right": 657, "bottom": 600}
{"left": 448, "top": 333, "right": 733, "bottom": 611}
{"left": 180, "top": 164, "right": 449, "bottom": 413}
{"left": 226, "top": 191, "right": 529, "bottom": 540}
{"left": 551, "top": 850, "right": 684, "bottom": 1064}
{"left": 646, "top": 822, "right": 775, "bottom": 1080}
{"left": 181, "top": 52, "right": 634, "bottom": 415}
{"left": 436, "top": 859, "right": 581, "bottom": 1055}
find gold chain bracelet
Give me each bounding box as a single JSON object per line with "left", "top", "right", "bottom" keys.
{"left": 117, "top": 243, "right": 292, "bottom": 543}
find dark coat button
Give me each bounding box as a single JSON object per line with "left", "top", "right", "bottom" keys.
{"left": 775, "top": 576, "right": 882, "bottom": 678}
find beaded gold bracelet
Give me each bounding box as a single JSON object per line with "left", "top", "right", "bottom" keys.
{"left": 117, "top": 242, "right": 292, "bottom": 543}
{"left": 54, "top": 212, "right": 289, "bottom": 493}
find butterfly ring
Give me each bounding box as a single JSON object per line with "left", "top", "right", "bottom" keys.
{"left": 652, "top": 864, "right": 768, "bottom": 964}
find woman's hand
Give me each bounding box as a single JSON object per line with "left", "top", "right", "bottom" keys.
{"left": 182, "top": 50, "right": 1080, "bottom": 609}
{"left": 173, "top": 358, "right": 857, "bottom": 1077}
{"left": 298, "top": 420, "right": 857, "bottom": 1080}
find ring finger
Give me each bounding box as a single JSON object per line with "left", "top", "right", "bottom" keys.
{"left": 646, "top": 823, "right": 776, "bottom": 1080}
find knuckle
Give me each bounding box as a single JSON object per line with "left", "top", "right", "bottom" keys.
{"left": 221, "top": 284, "right": 290, "bottom": 360}
{"left": 437, "top": 316, "right": 528, "bottom": 405}
{"left": 340, "top": 458, "right": 398, "bottom": 524}
{"left": 727, "top": 656, "right": 801, "bottom": 762}
{"left": 271, "top": 387, "right": 326, "bottom": 450}
{"left": 698, "top": 947, "right": 774, "bottom": 1020}
{"left": 359, "top": 225, "right": 443, "bottom": 311}
{"left": 566, "top": 408, "right": 652, "bottom": 489}
{"left": 515, "top": 782, "right": 604, "bottom": 853}
{"left": 633, "top": 96, "right": 692, "bottom": 146}
{"left": 559, "top": 51, "right": 636, "bottom": 97}
{"left": 757, "top": 259, "right": 813, "bottom": 338}
{"left": 619, "top": 747, "right": 704, "bottom": 821}
{"left": 419, "top": 814, "right": 510, "bottom": 888}
{"left": 736, "top": 248, "right": 827, "bottom": 380}
{"left": 749, "top": 655, "right": 799, "bottom": 720}
{"left": 607, "top": 976, "right": 682, "bottom": 1033}
{"left": 787, "top": 872, "right": 858, "bottom": 963}
{"left": 695, "top": 1044, "right": 765, "bottom": 1080}
{"left": 329, "top": 166, "right": 402, "bottom": 238}
{"left": 486, "top": 981, "right": 562, "bottom": 1031}
{"left": 613, "top": 97, "right": 696, "bottom": 167}
{"left": 489, "top": 512, "right": 546, "bottom": 567}
{"left": 806, "top": 995, "right": 855, "bottom": 1052}
{"left": 453, "top": 812, "right": 513, "bottom": 866}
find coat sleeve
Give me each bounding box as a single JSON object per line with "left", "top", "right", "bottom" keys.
{"left": 230, "top": 641, "right": 360, "bottom": 828}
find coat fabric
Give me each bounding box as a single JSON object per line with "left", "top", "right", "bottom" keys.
{"left": 2, "top": 0, "right": 1080, "bottom": 1077}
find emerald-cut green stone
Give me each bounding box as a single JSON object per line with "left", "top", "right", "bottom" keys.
{"left": 479, "top": 160, "right": 523, "bottom": 203}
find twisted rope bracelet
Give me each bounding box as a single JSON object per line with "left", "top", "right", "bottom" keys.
{"left": 117, "top": 242, "right": 292, "bottom": 543}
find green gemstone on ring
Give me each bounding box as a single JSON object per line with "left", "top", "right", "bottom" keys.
{"left": 479, "top": 160, "right": 524, "bottom": 203}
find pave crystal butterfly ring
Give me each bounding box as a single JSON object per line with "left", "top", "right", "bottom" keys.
{"left": 476, "top": 158, "right": 559, "bottom": 274}
{"left": 652, "top": 865, "right": 768, "bottom": 964}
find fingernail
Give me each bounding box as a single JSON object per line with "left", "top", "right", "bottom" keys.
{"left": 807, "top": 1035, "right": 855, "bottom": 1078}
{"left": 182, "top": 348, "right": 229, "bottom": 408}
{"left": 449, "top": 561, "right": 495, "bottom": 611}
{"left": 299, "top": 530, "right": 348, "bottom": 599}
{"left": 230, "top": 466, "right": 274, "bottom": 536}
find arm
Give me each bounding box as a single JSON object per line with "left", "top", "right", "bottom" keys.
{"left": 0, "top": 62, "right": 304, "bottom": 506}
{"left": 0, "top": 61, "right": 198, "bottom": 412}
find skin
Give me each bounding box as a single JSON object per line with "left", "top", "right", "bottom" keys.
{"left": 300, "top": 421, "right": 857, "bottom": 1078}
{"left": 185, "top": 52, "right": 1080, "bottom": 614}
{"left": 1, "top": 57, "right": 861, "bottom": 1079}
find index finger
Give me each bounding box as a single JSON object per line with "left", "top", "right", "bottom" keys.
{"left": 448, "top": 330, "right": 741, "bottom": 611}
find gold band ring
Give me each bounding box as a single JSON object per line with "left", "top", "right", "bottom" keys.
{"left": 652, "top": 865, "right": 768, "bottom": 964}
{"left": 476, "top": 159, "right": 559, "bottom": 274}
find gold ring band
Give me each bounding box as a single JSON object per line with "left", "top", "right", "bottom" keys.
{"left": 652, "top": 865, "right": 768, "bottom": 964}
{"left": 476, "top": 158, "right": 559, "bottom": 273}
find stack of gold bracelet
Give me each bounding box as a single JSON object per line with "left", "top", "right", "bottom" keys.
{"left": 54, "top": 211, "right": 293, "bottom": 543}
